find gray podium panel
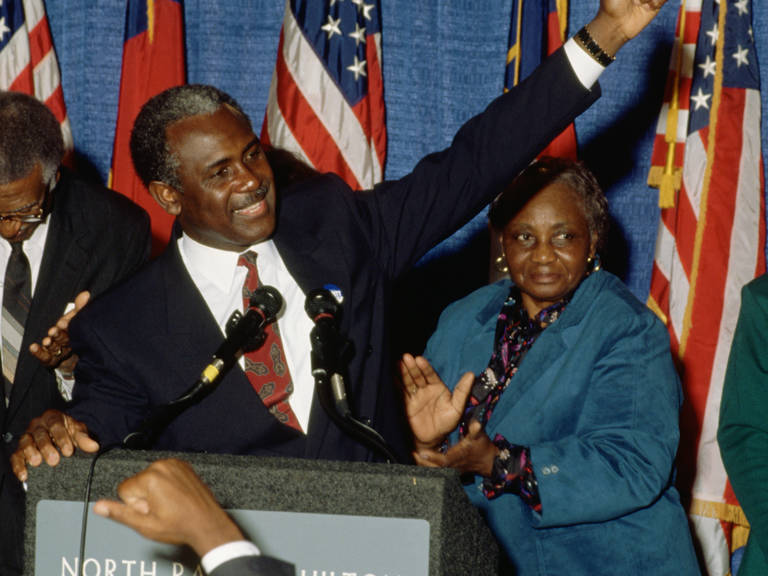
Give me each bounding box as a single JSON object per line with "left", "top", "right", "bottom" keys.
{"left": 24, "top": 450, "right": 499, "bottom": 575}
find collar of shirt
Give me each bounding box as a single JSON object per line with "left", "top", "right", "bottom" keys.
{"left": 0, "top": 218, "right": 50, "bottom": 296}
{"left": 178, "top": 233, "right": 315, "bottom": 432}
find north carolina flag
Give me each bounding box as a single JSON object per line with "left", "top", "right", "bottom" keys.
{"left": 262, "top": 0, "right": 386, "bottom": 189}
{"left": 110, "top": 0, "right": 185, "bottom": 255}
{"left": 647, "top": 1, "right": 765, "bottom": 573}
{"left": 0, "top": 0, "right": 72, "bottom": 154}
{"left": 506, "top": 0, "right": 576, "bottom": 159}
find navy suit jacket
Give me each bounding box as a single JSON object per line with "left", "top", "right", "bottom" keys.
{"left": 68, "top": 48, "right": 599, "bottom": 462}
{"left": 0, "top": 170, "right": 150, "bottom": 575}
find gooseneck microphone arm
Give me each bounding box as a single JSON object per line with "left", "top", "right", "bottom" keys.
{"left": 306, "top": 289, "right": 400, "bottom": 463}
{"left": 123, "top": 286, "right": 284, "bottom": 450}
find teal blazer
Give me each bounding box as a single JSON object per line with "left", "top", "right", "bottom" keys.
{"left": 719, "top": 274, "right": 768, "bottom": 575}
{"left": 425, "top": 271, "right": 699, "bottom": 575}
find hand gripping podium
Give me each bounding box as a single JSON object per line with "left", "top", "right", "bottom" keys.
{"left": 25, "top": 450, "right": 499, "bottom": 575}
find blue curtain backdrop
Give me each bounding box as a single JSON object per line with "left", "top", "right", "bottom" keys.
{"left": 46, "top": 1, "right": 768, "bottom": 304}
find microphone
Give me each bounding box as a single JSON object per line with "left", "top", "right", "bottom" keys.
{"left": 205, "top": 285, "right": 283, "bottom": 383}
{"left": 123, "top": 286, "right": 284, "bottom": 449}
{"left": 305, "top": 287, "right": 350, "bottom": 417}
{"left": 306, "top": 287, "right": 400, "bottom": 463}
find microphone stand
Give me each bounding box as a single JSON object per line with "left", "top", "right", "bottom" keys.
{"left": 309, "top": 321, "right": 401, "bottom": 464}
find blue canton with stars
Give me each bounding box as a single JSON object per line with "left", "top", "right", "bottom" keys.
{"left": 0, "top": 0, "right": 26, "bottom": 52}
{"left": 291, "top": 0, "right": 381, "bottom": 107}
{"left": 689, "top": 0, "right": 761, "bottom": 134}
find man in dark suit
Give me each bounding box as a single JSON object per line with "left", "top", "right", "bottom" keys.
{"left": 12, "top": 0, "right": 665, "bottom": 476}
{"left": 0, "top": 92, "right": 151, "bottom": 575}
{"left": 94, "top": 458, "right": 294, "bottom": 576}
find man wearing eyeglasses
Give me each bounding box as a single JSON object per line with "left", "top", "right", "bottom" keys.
{"left": 0, "top": 91, "right": 152, "bottom": 576}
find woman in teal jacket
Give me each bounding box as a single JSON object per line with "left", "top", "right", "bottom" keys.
{"left": 401, "top": 158, "right": 699, "bottom": 574}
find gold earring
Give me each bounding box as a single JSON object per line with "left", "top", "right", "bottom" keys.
{"left": 587, "top": 254, "right": 601, "bottom": 273}
{"left": 495, "top": 254, "right": 509, "bottom": 274}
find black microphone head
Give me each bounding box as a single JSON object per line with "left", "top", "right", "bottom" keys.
{"left": 305, "top": 287, "right": 342, "bottom": 321}
{"left": 249, "top": 285, "right": 283, "bottom": 323}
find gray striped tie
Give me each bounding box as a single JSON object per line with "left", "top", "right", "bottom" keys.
{"left": 3, "top": 242, "right": 31, "bottom": 405}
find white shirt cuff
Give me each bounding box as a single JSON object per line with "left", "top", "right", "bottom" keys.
{"left": 200, "top": 540, "right": 261, "bottom": 574}
{"left": 563, "top": 37, "right": 605, "bottom": 89}
{"left": 55, "top": 369, "right": 75, "bottom": 401}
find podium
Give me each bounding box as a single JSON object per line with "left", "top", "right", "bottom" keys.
{"left": 25, "top": 450, "right": 499, "bottom": 575}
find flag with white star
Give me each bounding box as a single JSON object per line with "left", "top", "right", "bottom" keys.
{"left": 647, "top": 1, "right": 765, "bottom": 573}
{"left": 0, "top": 0, "right": 72, "bottom": 153}
{"left": 261, "top": 0, "right": 386, "bottom": 189}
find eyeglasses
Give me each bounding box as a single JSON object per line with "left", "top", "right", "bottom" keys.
{"left": 0, "top": 181, "right": 52, "bottom": 224}
{"left": 0, "top": 208, "right": 45, "bottom": 224}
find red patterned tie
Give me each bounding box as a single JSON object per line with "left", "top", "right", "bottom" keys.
{"left": 238, "top": 251, "right": 302, "bottom": 431}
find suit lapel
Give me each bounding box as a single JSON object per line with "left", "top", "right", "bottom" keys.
{"left": 7, "top": 185, "right": 89, "bottom": 421}
{"left": 159, "top": 242, "right": 232, "bottom": 384}
{"left": 273, "top": 212, "right": 352, "bottom": 458}
{"left": 486, "top": 273, "right": 604, "bottom": 431}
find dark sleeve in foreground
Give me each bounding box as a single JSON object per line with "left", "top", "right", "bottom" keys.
{"left": 209, "top": 555, "right": 295, "bottom": 576}
{"left": 719, "top": 276, "right": 768, "bottom": 571}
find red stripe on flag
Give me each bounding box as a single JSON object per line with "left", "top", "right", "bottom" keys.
{"left": 364, "top": 38, "right": 386, "bottom": 168}
{"left": 8, "top": 68, "right": 33, "bottom": 94}
{"left": 681, "top": 12, "right": 702, "bottom": 44}
{"left": 668, "top": 187, "right": 698, "bottom": 277}
{"left": 545, "top": 10, "right": 560, "bottom": 56}
{"left": 27, "top": 15, "right": 54, "bottom": 66}
{"left": 649, "top": 262, "right": 671, "bottom": 312}
{"left": 274, "top": 43, "right": 362, "bottom": 189}
{"left": 43, "top": 84, "right": 67, "bottom": 124}
{"left": 650, "top": 132, "right": 688, "bottom": 166}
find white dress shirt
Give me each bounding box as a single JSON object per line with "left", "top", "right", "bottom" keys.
{"left": 201, "top": 540, "right": 261, "bottom": 573}
{"left": 178, "top": 233, "right": 316, "bottom": 432}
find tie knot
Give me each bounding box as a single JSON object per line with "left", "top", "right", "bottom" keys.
{"left": 10, "top": 242, "right": 24, "bottom": 255}
{"left": 238, "top": 250, "right": 258, "bottom": 270}
{"left": 239, "top": 250, "right": 260, "bottom": 297}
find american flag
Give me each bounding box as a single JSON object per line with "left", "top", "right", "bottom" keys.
{"left": 647, "top": 0, "right": 765, "bottom": 573}
{"left": 505, "top": 0, "right": 576, "bottom": 159}
{"left": 110, "top": 0, "right": 185, "bottom": 256}
{"left": 262, "top": 0, "right": 386, "bottom": 190}
{"left": 0, "top": 0, "right": 72, "bottom": 153}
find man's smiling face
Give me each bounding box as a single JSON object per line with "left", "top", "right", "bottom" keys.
{"left": 163, "top": 105, "right": 277, "bottom": 252}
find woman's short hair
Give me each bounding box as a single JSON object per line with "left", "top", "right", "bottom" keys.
{"left": 0, "top": 91, "right": 63, "bottom": 186}
{"left": 489, "top": 156, "right": 609, "bottom": 249}
{"left": 130, "top": 84, "right": 250, "bottom": 192}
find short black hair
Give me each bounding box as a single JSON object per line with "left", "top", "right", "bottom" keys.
{"left": 489, "top": 156, "right": 609, "bottom": 250}
{"left": 129, "top": 84, "right": 251, "bottom": 191}
{"left": 0, "top": 91, "right": 63, "bottom": 185}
